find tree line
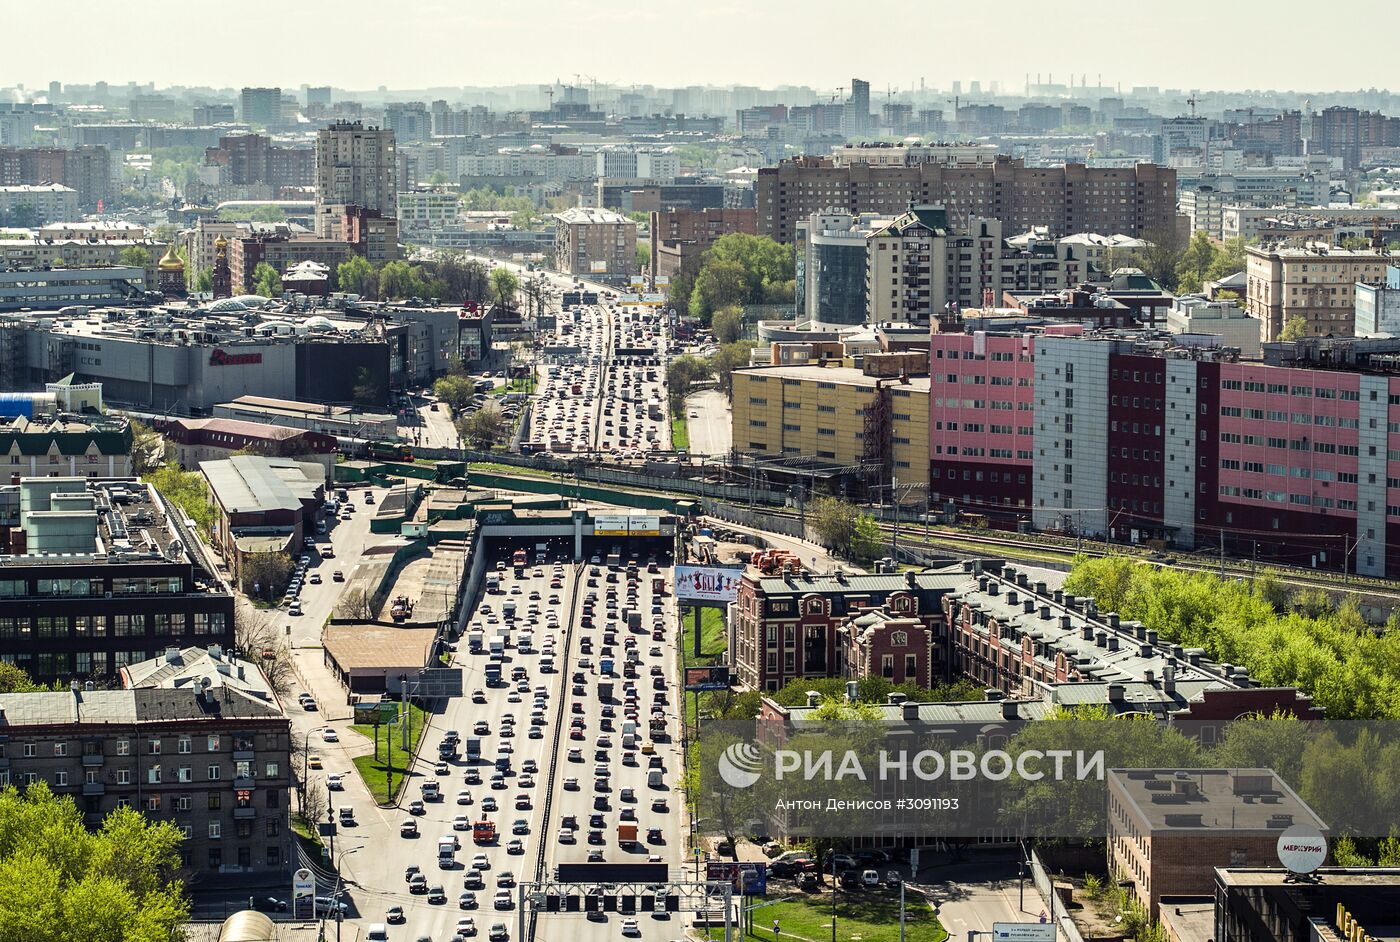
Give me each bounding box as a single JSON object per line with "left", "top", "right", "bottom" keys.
{"left": 1063, "top": 555, "right": 1400, "bottom": 719}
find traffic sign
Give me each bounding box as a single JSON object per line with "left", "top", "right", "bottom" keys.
{"left": 994, "top": 922, "right": 1057, "bottom": 942}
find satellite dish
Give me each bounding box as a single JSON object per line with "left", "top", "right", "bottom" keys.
{"left": 166, "top": 539, "right": 184, "bottom": 560}
{"left": 1277, "top": 824, "right": 1327, "bottom": 874}
{"left": 199, "top": 676, "right": 213, "bottom": 690}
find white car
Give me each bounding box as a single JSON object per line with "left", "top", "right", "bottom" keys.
{"left": 457, "top": 790, "right": 473, "bottom": 805}
{"left": 454, "top": 815, "right": 470, "bottom": 830}
{"left": 472, "top": 853, "right": 490, "bottom": 870}
{"left": 322, "top": 727, "right": 339, "bottom": 742}
{"left": 620, "top": 917, "right": 640, "bottom": 936}
{"left": 326, "top": 773, "right": 343, "bottom": 790}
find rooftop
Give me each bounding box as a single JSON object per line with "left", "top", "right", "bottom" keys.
{"left": 121, "top": 644, "right": 277, "bottom": 704}
{"left": 1109, "top": 768, "right": 1326, "bottom": 833}
{"left": 736, "top": 363, "right": 931, "bottom": 391}
{"left": 0, "top": 684, "right": 282, "bottom": 728}
{"left": 556, "top": 207, "right": 632, "bottom": 226}
{"left": 200, "top": 455, "right": 322, "bottom": 515}
{"left": 323, "top": 623, "right": 437, "bottom": 672}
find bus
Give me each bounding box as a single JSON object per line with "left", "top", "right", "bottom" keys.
{"left": 367, "top": 440, "right": 413, "bottom": 461}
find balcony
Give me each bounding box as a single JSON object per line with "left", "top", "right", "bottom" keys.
{"left": 232, "top": 750, "right": 255, "bottom": 761}
{"left": 232, "top": 807, "right": 257, "bottom": 820}
{"left": 233, "top": 776, "right": 256, "bottom": 790}
{"left": 82, "top": 753, "right": 104, "bottom": 767}
{"left": 82, "top": 782, "right": 105, "bottom": 796}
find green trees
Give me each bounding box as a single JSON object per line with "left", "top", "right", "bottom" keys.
{"left": 378, "top": 260, "right": 430, "bottom": 300}
{"left": 433, "top": 374, "right": 477, "bottom": 414}
{"left": 1281, "top": 316, "right": 1309, "bottom": 340}
{"left": 665, "top": 355, "right": 711, "bottom": 411}
{"left": 490, "top": 268, "right": 519, "bottom": 309}
{"left": 193, "top": 268, "right": 213, "bottom": 293}
{"left": 142, "top": 466, "right": 213, "bottom": 534}
{"left": 1062, "top": 556, "right": 1400, "bottom": 718}
{"left": 1175, "top": 233, "right": 1249, "bottom": 294}
{"left": 251, "top": 261, "right": 282, "bottom": 298}
{"left": 0, "top": 662, "right": 45, "bottom": 693}
{"left": 0, "top": 782, "right": 189, "bottom": 942}
{"left": 240, "top": 551, "right": 294, "bottom": 599}
{"left": 687, "top": 233, "right": 794, "bottom": 321}
{"left": 810, "top": 497, "right": 882, "bottom": 559}
{"left": 336, "top": 256, "right": 378, "bottom": 298}
{"left": 117, "top": 246, "right": 151, "bottom": 269}
{"left": 127, "top": 419, "right": 170, "bottom": 475}
{"left": 708, "top": 341, "right": 756, "bottom": 398}
{"left": 710, "top": 305, "right": 744, "bottom": 344}
{"left": 460, "top": 405, "right": 508, "bottom": 449}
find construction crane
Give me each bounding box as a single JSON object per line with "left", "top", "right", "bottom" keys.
{"left": 1186, "top": 95, "right": 1203, "bottom": 119}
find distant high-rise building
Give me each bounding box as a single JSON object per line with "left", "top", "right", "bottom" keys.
{"left": 306, "top": 86, "right": 332, "bottom": 109}
{"left": 384, "top": 102, "right": 431, "bottom": 144}
{"left": 314, "top": 121, "right": 397, "bottom": 218}
{"left": 192, "top": 103, "right": 235, "bottom": 125}
{"left": 843, "top": 78, "right": 871, "bottom": 137}
{"left": 239, "top": 87, "right": 282, "bottom": 128}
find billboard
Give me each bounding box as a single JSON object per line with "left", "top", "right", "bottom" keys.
{"left": 655, "top": 275, "right": 670, "bottom": 286}
{"left": 590, "top": 261, "right": 609, "bottom": 273}
{"left": 684, "top": 665, "right": 730, "bottom": 691}
{"left": 675, "top": 565, "right": 743, "bottom": 603}
{"left": 556, "top": 862, "right": 669, "bottom": 883}
{"left": 630, "top": 276, "right": 647, "bottom": 287}
{"left": 594, "top": 514, "right": 632, "bottom": 536}
{"left": 594, "top": 514, "right": 661, "bottom": 537}
{"left": 706, "top": 860, "right": 767, "bottom": 895}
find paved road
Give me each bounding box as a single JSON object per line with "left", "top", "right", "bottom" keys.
{"left": 919, "top": 859, "right": 1051, "bottom": 938}
{"left": 683, "top": 389, "right": 731, "bottom": 457}
{"left": 295, "top": 545, "right": 685, "bottom": 942}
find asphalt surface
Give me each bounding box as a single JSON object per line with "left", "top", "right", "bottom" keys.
{"left": 682, "top": 389, "right": 731, "bottom": 457}
{"left": 280, "top": 547, "right": 685, "bottom": 942}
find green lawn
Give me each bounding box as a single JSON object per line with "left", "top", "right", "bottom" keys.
{"left": 349, "top": 702, "right": 430, "bottom": 805}
{"left": 671, "top": 414, "right": 690, "bottom": 450}
{"left": 706, "top": 889, "right": 947, "bottom": 942}
{"left": 490, "top": 378, "right": 534, "bottom": 397}
{"left": 681, "top": 606, "right": 726, "bottom": 666}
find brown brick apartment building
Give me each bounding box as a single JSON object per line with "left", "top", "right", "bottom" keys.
{"left": 1108, "top": 768, "right": 1327, "bottom": 918}
{"left": 0, "top": 645, "right": 292, "bottom": 877}
{"left": 756, "top": 155, "right": 1176, "bottom": 243}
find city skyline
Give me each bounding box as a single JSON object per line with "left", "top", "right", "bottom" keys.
{"left": 5, "top": 0, "right": 1400, "bottom": 96}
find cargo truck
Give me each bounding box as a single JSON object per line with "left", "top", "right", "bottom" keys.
{"left": 472, "top": 821, "right": 497, "bottom": 844}
{"left": 438, "top": 836, "right": 457, "bottom": 868}
{"left": 617, "top": 824, "right": 639, "bottom": 847}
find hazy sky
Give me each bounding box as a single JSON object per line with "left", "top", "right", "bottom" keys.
{"left": 6, "top": 0, "right": 1397, "bottom": 94}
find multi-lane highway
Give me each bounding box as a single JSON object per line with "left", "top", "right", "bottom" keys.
{"left": 526, "top": 281, "right": 672, "bottom": 460}
{"left": 289, "top": 539, "right": 685, "bottom": 942}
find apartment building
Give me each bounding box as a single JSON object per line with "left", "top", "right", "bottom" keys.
{"left": 756, "top": 155, "right": 1176, "bottom": 243}
{"left": 0, "top": 645, "right": 292, "bottom": 876}
{"left": 1246, "top": 244, "right": 1391, "bottom": 341}
{"left": 730, "top": 362, "right": 930, "bottom": 487}
{"left": 0, "top": 238, "right": 167, "bottom": 288}
{"left": 239, "top": 87, "right": 282, "bottom": 128}
{"left": 866, "top": 206, "right": 950, "bottom": 324}
{"left": 398, "top": 190, "right": 462, "bottom": 232}
{"left": 0, "top": 412, "right": 133, "bottom": 479}
{"left": 0, "top": 477, "right": 235, "bottom": 683}
{"left": 0, "top": 184, "right": 78, "bottom": 225}
{"left": 730, "top": 566, "right": 966, "bottom": 691}
{"left": 0, "top": 146, "right": 112, "bottom": 210}
{"left": 650, "top": 207, "right": 756, "bottom": 281}
{"left": 203, "top": 134, "right": 314, "bottom": 188}
{"left": 1108, "top": 769, "right": 1326, "bottom": 918}
{"left": 314, "top": 122, "right": 397, "bottom": 218}
{"left": 553, "top": 207, "right": 636, "bottom": 280}
{"left": 928, "top": 327, "right": 1400, "bottom": 578}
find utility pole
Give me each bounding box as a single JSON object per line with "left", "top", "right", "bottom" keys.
{"left": 1219, "top": 529, "right": 1225, "bottom": 578}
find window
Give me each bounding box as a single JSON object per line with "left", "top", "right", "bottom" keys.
{"left": 148, "top": 739, "right": 161, "bottom": 755}
{"left": 208, "top": 764, "right": 221, "bottom": 781}
{"left": 54, "top": 771, "right": 67, "bottom": 787}
{"left": 116, "top": 768, "right": 131, "bottom": 785}
{"left": 178, "top": 737, "right": 191, "bottom": 755}
{"left": 206, "top": 735, "right": 219, "bottom": 752}
{"left": 208, "top": 822, "right": 221, "bottom": 839}
{"left": 148, "top": 765, "right": 161, "bottom": 784}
